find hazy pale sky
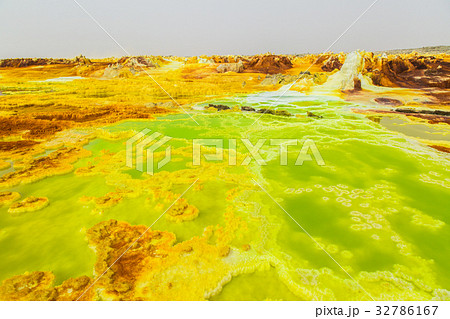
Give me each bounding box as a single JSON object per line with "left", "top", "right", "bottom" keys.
{"left": 0, "top": 0, "right": 449, "bottom": 58}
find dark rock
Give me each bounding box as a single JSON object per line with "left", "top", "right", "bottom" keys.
{"left": 208, "top": 104, "right": 231, "bottom": 111}
{"left": 274, "top": 110, "right": 292, "bottom": 117}
{"left": 321, "top": 56, "right": 343, "bottom": 72}
{"left": 353, "top": 77, "right": 362, "bottom": 91}
{"left": 307, "top": 111, "right": 323, "bottom": 119}
{"left": 374, "top": 98, "right": 403, "bottom": 106}
{"left": 241, "top": 106, "right": 256, "bottom": 112}
{"left": 434, "top": 110, "right": 450, "bottom": 116}
{"left": 430, "top": 145, "right": 450, "bottom": 153}
{"left": 256, "top": 108, "right": 292, "bottom": 117}
{"left": 394, "top": 108, "right": 450, "bottom": 116}
{"left": 393, "top": 108, "right": 416, "bottom": 113}
{"left": 256, "top": 108, "right": 276, "bottom": 115}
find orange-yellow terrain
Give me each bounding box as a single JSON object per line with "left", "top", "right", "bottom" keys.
{"left": 0, "top": 50, "right": 449, "bottom": 301}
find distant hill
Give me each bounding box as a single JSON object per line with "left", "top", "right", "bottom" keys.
{"left": 294, "top": 46, "right": 450, "bottom": 57}
{"left": 374, "top": 46, "right": 450, "bottom": 55}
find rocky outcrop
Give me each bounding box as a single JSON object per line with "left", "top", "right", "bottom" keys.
{"left": 216, "top": 61, "right": 244, "bottom": 73}
{"left": 238, "top": 106, "right": 292, "bottom": 116}
{"left": 0, "top": 58, "right": 73, "bottom": 68}
{"left": 208, "top": 104, "right": 231, "bottom": 111}
{"left": 118, "top": 56, "right": 158, "bottom": 68}
{"left": 102, "top": 64, "right": 125, "bottom": 79}
{"left": 353, "top": 76, "right": 362, "bottom": 91}
{"left": 307, "top": 111, "right": 323, "bottom": 119}
{"left": 0, "top": 55, "right": 91, "bottom": 68}
{"left": 365, "top": 54, "right": 450, "bottom": 89}
{"left": 74, "top": 55, "right": 91, "bottom": 65}
{"left": 211, "top": 56, "right": 243, "bottom": 63}
{"left": 243, "top": 54, "right": 292, "bottom": 74}
{"left": 321, "top": 56, "right": 343, "bottom": 72}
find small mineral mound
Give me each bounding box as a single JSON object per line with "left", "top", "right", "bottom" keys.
{"left": 0, "top": 271, "right": 55, "bottom": 301}
{"left": 94, "top": 194, "right": 123, "bottom": 209}
{"left": 0, "top": 191, "right": 21, "bottom": 206}
{"left": 8, "top": 196, "right": 49, "bottom": 214}
{"left": 166, "top": 198, "right": 199, "bottom": 222}
{"left": 0, "top": 271, "right": 93, "bottom": 301}
{"left": 0, "top": 146, "right": 91, "bottom": 189}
